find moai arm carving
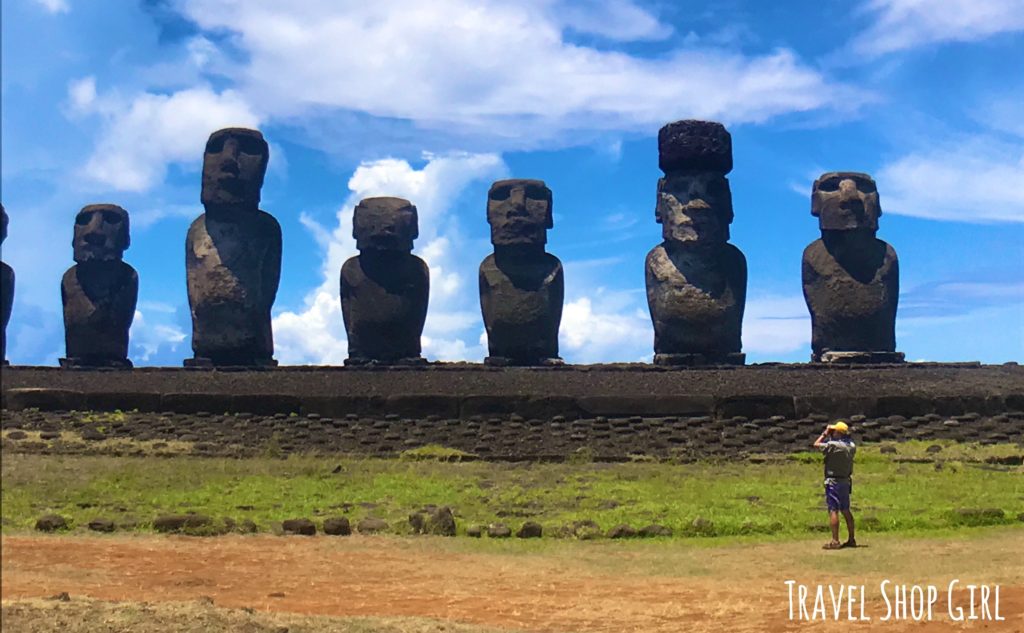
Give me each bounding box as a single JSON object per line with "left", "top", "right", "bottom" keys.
{"left": 479, "top": 179, "right": 564, "bottom": 366}
{"left": 802, "top": 172, "right": 903, "bottom": 363}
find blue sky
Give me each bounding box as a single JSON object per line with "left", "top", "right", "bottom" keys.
{"left": 2, "top": 0, "right": 1022, "bottom": 366}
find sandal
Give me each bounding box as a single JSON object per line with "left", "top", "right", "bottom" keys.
{"left": 841, "top": 539, "right": 858, "bottom": 549}
{"left": 822, "top": 541, "right": 842, "bottom": 550}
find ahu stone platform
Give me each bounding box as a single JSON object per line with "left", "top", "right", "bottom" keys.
{"left": 1, "top": 363, "right": 1021, "bottom": 460}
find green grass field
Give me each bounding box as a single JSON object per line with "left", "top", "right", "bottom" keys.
{"left": 2, "top": 439, "right": 1021, "bottom": 538}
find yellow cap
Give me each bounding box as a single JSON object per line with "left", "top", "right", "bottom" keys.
{"left": 828, "top": 421, "right": 849, "bottom": 434}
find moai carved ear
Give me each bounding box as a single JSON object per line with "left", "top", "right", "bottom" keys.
{"left": 73, "top": 204, "right": 130, "bottom": 263}
{"left": 811, "top": 172, "right": 881, "bottom": 231}
{"left": 201, "top": 127, "right": 270, "bottom": 210}
{"left": 353, "top": 197, "right": 419, "bottom": 252}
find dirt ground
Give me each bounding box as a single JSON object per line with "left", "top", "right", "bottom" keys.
{"left": 3, "top": 531, "right": 1023, "bottom": 632}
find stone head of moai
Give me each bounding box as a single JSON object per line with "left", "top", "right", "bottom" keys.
{"left": 656, "top": 120, "right": 733, "bottom": 245}
{"left": 72, "top": 204, "right": 130, "bottom": 264}
{"left": 353, "top": 197, "right": 419, "bottom": 252}
{"left": 487, "top": 179, "right": 553, "bottom": 247}
{"left": 811, "top": 172, "right": 881, "bottom": 233}
{"left": 201, "top": 128, "right": 269, "bottom": 213}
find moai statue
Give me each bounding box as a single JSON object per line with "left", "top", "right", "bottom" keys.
{"left": 186, "top": 128, "right": 281, "bottom": 367}
{"left": 479, "top": 179, "right": 564, "bottom": 366}
{"left": 340, "top": 197, "right": 429, "bottom": 365}
{"left": 1, "top": 205, "right": 14, "bottom": 365}
{"left": 60, "top": 204, "right": 138, "bottom": 368}
{"left": 645, "top": 120, "right": 747, "bottom": 365}
{"left": 802, "top": 172, "right": 902, "bottom": 363}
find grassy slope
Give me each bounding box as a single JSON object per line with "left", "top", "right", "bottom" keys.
{"left": 2, "top": 440, "right": 1022, "bottom": 537}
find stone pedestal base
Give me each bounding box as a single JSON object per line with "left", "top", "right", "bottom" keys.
{"left": 184, "top": 357, "right": 278, "bottom": 369}
{"left": 344, "top": 356, "right": 427, "bottom": 367}
{"left": 485, "top": 356, "right": 564, "bottom": 367}
{"left": 60, "top": 357, "right": 133, "bottom": 369}
{"left": 814, "top": 351, "right": 905, "bottom": 364}
{"left": 654, "top": 353, "right": 745, "bottom": 367}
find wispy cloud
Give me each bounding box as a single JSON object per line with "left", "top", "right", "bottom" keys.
{"left": 850, "top": 0, "right": 1024, "bottom": 57}
{"left": 33, "top": 0, "right": 69, "bottom": 14}
{"left": 877, "top": 136, "right": 1024, "bottom": 223}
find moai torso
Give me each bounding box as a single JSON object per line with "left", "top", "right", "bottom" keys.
{"left": 61, "top": 204, "right": 138, "bottom": 368}
{"left": 645, "top": 121, "right": 747, "bottom": 365}
{"left": 1, "top": 205, "right": 14, "bottom": 364}
{"left": 186, "top": 128, "right": 281, "bottom": 366}
{"left": 479, "top": 179, "right": 563, "bottom": 365}
{"left": 340, "top": 197, "right": 429, "bottom": 364}
{"left": 802, "top": 172, "right": 901, "bottom": 362}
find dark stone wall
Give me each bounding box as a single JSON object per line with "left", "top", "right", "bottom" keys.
{"left": 2, "top": 364, "right": 1020, "bottom": 460}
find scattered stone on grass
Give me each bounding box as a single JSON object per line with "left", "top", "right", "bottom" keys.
{"left": 87, "top": 518, "right": 115, "bottom": 533}
{"left": 638, "top": 524, "right": 673, "bottom": 537}
{"left": 281, "top": 518, "right": 316, "bottom": 536}
{"left": 689, "top": 516, "right": 715, "bottom": 536}
{"left": 466, "top": 525, "right": 482, "bottom": 538}
{"left": 409, "top": 506, "right": 457, "bottom": 536}
{"left": 926, "top": 444, "right": 943, "bottom": 453}
{"left": 487, "top": 523, "right": 512, "bottom": 538}
{"left": 49, "top": 592, "right": 71, "bottom": 602}
{"left": 517, "top": 521, "right": 543, "bottom": 538}
{"left": 951, "top": 508, "right": 1007, "bottom": 526}
{"left": 35, "top": 514, "right": 68, "bottom": 532}
{"left": 357, "top": 517, "right": 389, "bottom": 534}
{"left": 323, "top": 517, "right": 351, "bottom": 536}
{"left": 238, "top": 519, "right": 258, "bottom": 534}
{"left": 607, "top": 524, "right": 637, "bottom": 539}
{"left": 152, "top": 513, "right": 212, "bottom": 533}
{"left": 880, "top": 446, "right": 898, "bottom": 454}
{"left": 6, "top": 430, "right": 27, "bottom": 440}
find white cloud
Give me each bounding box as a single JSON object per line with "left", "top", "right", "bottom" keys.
{"left": 877, "top": 138, "right": 1024, "bottom": 223}
{"left": 741, "top": 294, "right": 810, "bottom": 356}
{"left": 69, "top": 81, "right": 261, "bottom": 191}
{"left": 33, "top": 0, "right": 69, "bottom": 14}
{"left": 179, "top": 0, "right": 853, "bottom": 139}
{"left": 272, "top": 152, "right": 505, "bottom": 364}
{"left": 129, "top": 309, "right": 187, "bottom": 363}
{"left": 559, "top": 291, "right": 652, "bottom": 363}
{"left": 851, "top": 0, "right": 1024, "bottom": 57}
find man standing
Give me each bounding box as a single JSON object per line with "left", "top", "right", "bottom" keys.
{"left": 814, "top": 421, "right": 857, "bottom": 550}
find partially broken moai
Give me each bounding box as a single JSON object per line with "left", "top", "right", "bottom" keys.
{"left": 645, "top": 120, "right": 747, "bottom": 366}
{"left": 802, "top": 172, "right": 902, "bottom": 363}
{"left": 1, "top": 205, "right": 14, "bottom": 365}
{"left": 340, "top": 197, "right": 429, "bottom": 365}
{"left": 61, "top": 204, "right": 138, "bottom": 368}
{"left": 186, "top": 128, "right": 281, "bottom": 367}
{"left": 479, "top": 179, "right": 564, "bottom": 366}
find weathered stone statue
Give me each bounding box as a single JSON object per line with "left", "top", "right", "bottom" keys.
{"left": 802, "top": 172, "right": 902, "bottom": 363}
{"left": 1, "top": 205, "right": 14, "bottom": 365}
{"left": 186, "top": 128, "right": 281, "bottom": 367}
{"left": 60, "top": 204, "right": 138, "bottom": 368}
{"left": 479, "top": 179, "right": 563, "bottom": 366}
{"left": 340, "top": 197, "right": 429, "bottom": 365}
{"left": 645, "top": 120, "right": 747, "bottom": 366}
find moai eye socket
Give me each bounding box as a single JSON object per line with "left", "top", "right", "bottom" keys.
{"left": 75, "top": 211, "right": 93, "bottom": 226}
{"left": 490, "top": 186, "right": 512, "bottom": 201}
{"left": 238, "top": 136, "right": 265, "bottom": 156}
{"left": 524, "top": 185, "right": 548, "bottom": 200}
{"left": 853, "top": 177, "right": 877, "bottom": 193}
{"left": 102, "top": 210, "right": 122, "bottom": 224}
{"left": 817, "top": 177, "right": 841, "bottom": 192}
{"left": 206, "top": 135, "right": 225, "bottom": 154}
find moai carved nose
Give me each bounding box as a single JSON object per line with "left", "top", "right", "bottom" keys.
{"left": 839, "top": 179, "right": 858, "bottom": 198}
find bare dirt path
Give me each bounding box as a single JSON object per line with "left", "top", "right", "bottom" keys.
{"left": 3, "top": 532, "right": 1023, "bottom": 632}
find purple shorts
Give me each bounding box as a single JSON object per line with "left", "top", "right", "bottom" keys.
{"left": 825, "top": 480, "right": 851, "bottom": 512}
